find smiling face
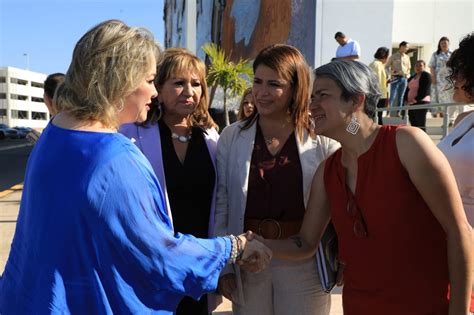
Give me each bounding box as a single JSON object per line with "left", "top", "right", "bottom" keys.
{"left": 309, "top": 77, "right": 353, "bottom": 137}
{"left": 158, "top": 70, "right": 203, "bottom": 119}
{"left": 252, "top": 65, "right": 293, "bottom": 119}
{"left": 120, "top": 58, "right": 157, "bottom": 124}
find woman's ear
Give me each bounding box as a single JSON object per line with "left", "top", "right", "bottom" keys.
{"left": 351, "top": 94, "right": 365, "bottom": 112}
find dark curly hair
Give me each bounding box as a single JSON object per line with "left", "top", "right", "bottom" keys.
{"left": 447, "top": 32, "right": 474, "bottom": 99}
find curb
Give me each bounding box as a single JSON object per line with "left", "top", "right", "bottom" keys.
{"left": 0, "top": 184, "right": 23, "bottom": 198}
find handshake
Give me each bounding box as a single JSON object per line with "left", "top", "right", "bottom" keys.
{"left": 235, "top": 231, "right": 271, "bottom": 272}
{"left": 219, "top": 231, "right": 271, "bottom": 301}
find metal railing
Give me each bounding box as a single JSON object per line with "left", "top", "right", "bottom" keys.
{"left": 375, "top": 102, "right": 472, "bottom": 138}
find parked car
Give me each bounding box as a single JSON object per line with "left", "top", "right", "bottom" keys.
{"left": 0, "top": 124, "right": 20, "bottom": 140}
{"left": 13, "top": 127, "right": 32, "bottom": 139}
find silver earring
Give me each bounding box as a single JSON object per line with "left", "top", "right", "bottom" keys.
{"left": 346, "top": 114, "right": 360, "bottom": 135}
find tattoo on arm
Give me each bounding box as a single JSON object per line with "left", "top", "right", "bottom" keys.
{"left": 290, "top": 236, "right": 302, "bottom": 248}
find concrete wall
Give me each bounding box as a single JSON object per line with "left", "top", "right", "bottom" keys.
{"left": 315, "top": 0, "right": 394, "bottom": 67}
{"left": 392, "top": 0, "right": 474, "bottom": 65}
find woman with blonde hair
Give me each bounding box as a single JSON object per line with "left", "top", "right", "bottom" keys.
{"left": 120, "top": 47, "right": 221, "bottom": 315}
{"left": 214, "top": 44, "right": 339, "bottom": 315}
{"left": 0, "top": 20, "right": 271, "bottom": 314}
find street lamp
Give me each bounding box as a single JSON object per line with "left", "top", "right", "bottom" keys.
{"left": 23, "top": 53, "right": 29, "bottom": 70}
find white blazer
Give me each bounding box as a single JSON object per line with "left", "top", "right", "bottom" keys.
{"left": 213, "top": 120, "right": 340, "bottom": 304}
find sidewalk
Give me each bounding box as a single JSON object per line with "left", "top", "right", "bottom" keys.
{"left": 0, "top": 186, "right": 344, "bottom": 314}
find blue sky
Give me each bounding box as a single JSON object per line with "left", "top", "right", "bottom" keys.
{"left": 0, "top": 0, "right": 165, "bottom": 75}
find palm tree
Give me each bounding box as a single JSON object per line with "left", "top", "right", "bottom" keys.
{"left": 202, "top": 43, "right": 253, "bottom": 126}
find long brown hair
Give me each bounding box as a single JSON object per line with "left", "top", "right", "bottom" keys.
{"left": 242, "top": 44, "right": 311, "bottom": 140}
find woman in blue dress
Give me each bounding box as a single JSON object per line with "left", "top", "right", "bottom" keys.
{"left": 0, "top": 19, "right": 271, "bottom": 315}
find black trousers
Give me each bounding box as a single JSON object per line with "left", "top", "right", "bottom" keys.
{"left": 408, "top": 101, "right": 429, "bottom": 131}
{"left": 176, "top": 294, "right": 208, "bottom": 315}
{"left": 376, "top": 98, "right": 388, "bottom": 125}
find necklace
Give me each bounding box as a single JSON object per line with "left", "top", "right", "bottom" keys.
{"left": 171, "top": 132, "right": 192, "bottom": 143}
{"left": 264, "top": 136, "right": 276, "bottom": 145}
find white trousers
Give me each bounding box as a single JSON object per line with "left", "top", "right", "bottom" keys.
{"left": 233, "top": 257, "right": 331, "bottom": 315}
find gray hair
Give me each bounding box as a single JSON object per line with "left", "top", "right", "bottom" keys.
{"left": 314, "top": 60, "right": 381, "bottom": 118}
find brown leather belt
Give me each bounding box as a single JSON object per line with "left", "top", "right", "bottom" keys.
{"left": 244, "top": 218, "right": 302, "bottom": 240}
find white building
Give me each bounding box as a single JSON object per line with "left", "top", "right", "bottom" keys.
{"left": 165, "top": 0, "right": 474, "bottom": 70}
{"left": 0, "top": 67, "right": 49, "bottom": 129}
{"left": 316, "top": 0, "right": 474, "bottom": 68}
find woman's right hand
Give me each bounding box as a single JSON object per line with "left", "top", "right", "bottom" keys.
{"left": 218, "top": 274, "right": 237, "bottom": 302}
{"left": 237, "top": 231, "right": 272, "bottom": 273}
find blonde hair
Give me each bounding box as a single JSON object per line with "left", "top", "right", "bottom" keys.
{"left": 147, "top": 48, "right": 217, "bottom": 130}
{"left": 244, "top": 44, "right": 312, "bottom": 140}
{"left": 55, "top": 20, "right": 161, "bottom": 128}
{"left": 237, "top": 87, "right": 254, "bottom": 120}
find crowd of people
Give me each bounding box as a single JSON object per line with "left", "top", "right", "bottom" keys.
{"left": 0, "top": 19, "right": 473, "bottom": 315}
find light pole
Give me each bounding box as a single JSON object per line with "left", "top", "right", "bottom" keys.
{"left": 23, "top": 53, "right": 29, "bottom": 70}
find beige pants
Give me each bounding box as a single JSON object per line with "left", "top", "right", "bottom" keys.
{"left": 233, "top": 257, "right": 331, "bottom": 315}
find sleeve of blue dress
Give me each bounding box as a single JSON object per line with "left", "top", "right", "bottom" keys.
{"left": 87, "top": 145, "right": 231, "bottom": 303}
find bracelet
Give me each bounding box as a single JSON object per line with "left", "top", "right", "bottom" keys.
{"left": 227, "top": 235, "right": 238, "bottom": 264}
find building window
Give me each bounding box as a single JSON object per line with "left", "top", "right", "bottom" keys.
{"left": 0, "top": 109, "right": 6, "bottom": 117}
{"left": 10, "top": 94, "right": 28, "bottom": 101}
{"left": 32, "top": 111, "right": 47, "bottom": 120}
{"left": 0, "top": 93, "right": 6, "bottom": 99}
{"left": 11, "top": 109, "right": 28, "bottom": 119}
{"left": 32, "top": 97, "right": 44, "bottom": 103}
{"left": 0, "top": 77, "right": 6, "bottom": 83}
{"left": 10, "top": 77, "right": 28, "bottom": 85}
{"left": 31, "top": 81, "right": 44, "bottom": 88}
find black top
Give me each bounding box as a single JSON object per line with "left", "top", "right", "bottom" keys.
{"left": 405, "top": 71, "right": 432, "bottom": 103}
{"left": 245, "top": 123, "right": 305, "bottom": 220}
{"left": 159, "top": 120, "right": 215, "bottom": 238}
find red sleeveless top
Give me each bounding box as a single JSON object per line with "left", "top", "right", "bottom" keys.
{"left": 324, "top": 125, "right": 449, "bottom": 315}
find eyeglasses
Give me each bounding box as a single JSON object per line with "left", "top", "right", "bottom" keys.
{"left": 346, "top": 195, "right": 368, "bottom": 238}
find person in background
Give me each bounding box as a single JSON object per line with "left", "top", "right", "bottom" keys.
{"left": 405, "top": 60, "right": 431, "bottom": 131}
{"left": 261, "top": 60, "right": 472, "bottom": 314}
{"left": 120, "top": 47, "right": 220, "bottom": 315}
{"left": 437, "top": 32, "right": 474, "bottom": 313}
{"left": 44, "top": 72, "right": 65, "bottom": 116}
{"left": 369, "top": 47, "right": 390, "bottom": 125}
{"left": 0, "top": 20, "right": 271, "bottom": 314}
{"left": 334, "top": 31, "right": 361, "bottom": 61}
{"left": 214, "top": 44, "right": 339, "bottom": 315}
{"left": 428, "top": 36, "right": 455, "bottom": 121}
{"left": 237, "top": 87, "right": 256, "bottom": 120}
{"left": 386, "top": 41, "right": 411, "bottom": 117}
{"left": 26, "top": 73, "right": 66, "bottom": 144}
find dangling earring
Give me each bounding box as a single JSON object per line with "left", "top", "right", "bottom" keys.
{"left": 156, "top": 101, "right": 163, "bottom": 121}
{"left": 346, "top": 113, "right": 360, "bottom": 135}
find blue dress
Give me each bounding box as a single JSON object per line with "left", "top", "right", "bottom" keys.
{"left": 0, "top": 122, "right": 231, "bottom": 314}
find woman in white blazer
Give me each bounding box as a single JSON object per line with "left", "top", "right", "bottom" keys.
{"left": 120, "top": 48, "right": 220, "bottom": 315}
{"left": 214, "top": 44, "right": 340, "bottom": 315}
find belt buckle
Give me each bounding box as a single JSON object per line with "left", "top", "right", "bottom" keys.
{"left": 258, "top": 218, "right": 282, "bottom": 239}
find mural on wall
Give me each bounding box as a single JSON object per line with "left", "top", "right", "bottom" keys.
{"left": 221, "top": 0, "right": 316, "bottom": 65}
{"left": 165, "top": 0, "right": 317, "bottom": 66}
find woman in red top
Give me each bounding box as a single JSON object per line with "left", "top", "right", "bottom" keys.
{"left": 262, "top": 60, "right": 472, "bottom": 314}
